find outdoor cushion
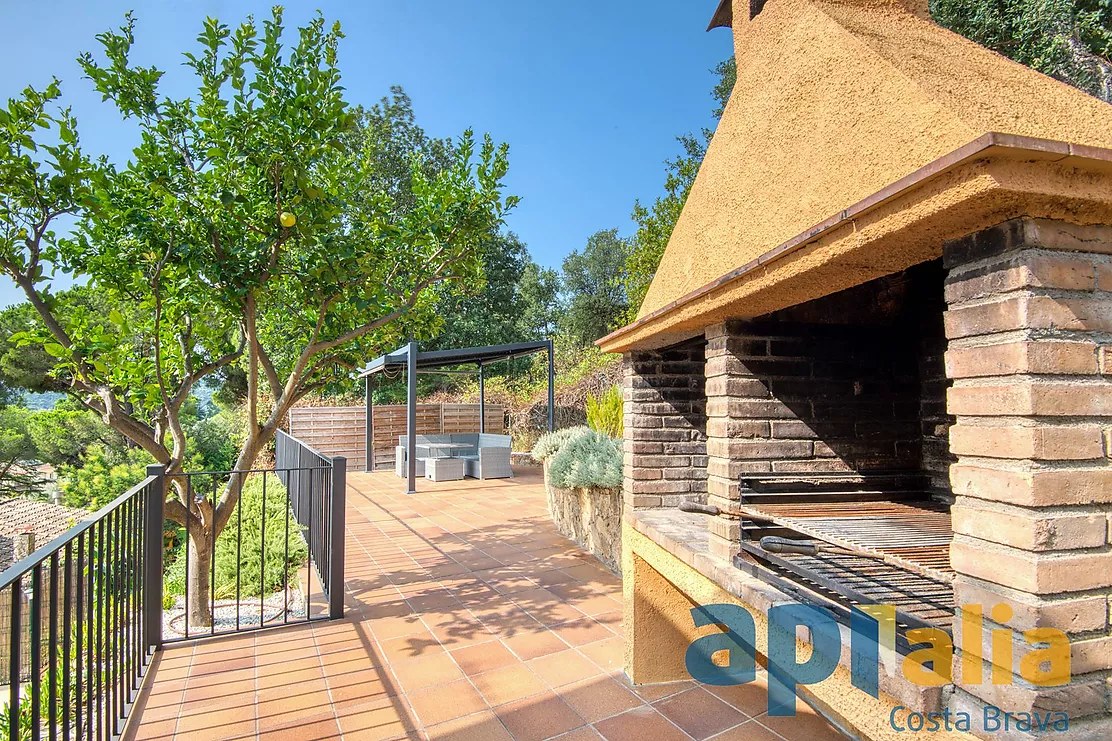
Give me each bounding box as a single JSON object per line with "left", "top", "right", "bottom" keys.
{"left": 478, "top": 433, "right": 512, "bottom": 448}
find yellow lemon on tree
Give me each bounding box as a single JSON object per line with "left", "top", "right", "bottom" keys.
{"left": 280, "top": 211, "right": 297, "bottom": 228}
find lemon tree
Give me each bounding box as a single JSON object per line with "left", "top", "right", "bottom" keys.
{"left": 0, "top": 7, "right": 515, "bottom": 626}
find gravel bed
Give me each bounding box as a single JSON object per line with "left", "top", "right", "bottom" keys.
{"left": 162, "top": 588, "right": 307, "bottom": 638}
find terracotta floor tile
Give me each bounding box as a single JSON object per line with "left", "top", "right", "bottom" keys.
{"left": 624, "top": 679, "right": 695, "bottom": 703}
{"left": 336, "top": 696, "right": 420, "bottom": 740}
{"left": 577, "top": 637, "right": 624, "bottom": 675}
{"left": 562, "top": 565, "right": 619, "bottom": 586}
{"left": 549, "top": 618, "right": 614, "bottom": 647}
{"left": 390, "top": 652, "right": 466, "bottom": 693}
{"left": 175, "top": 695, "right": 256, "bottom": 737}
{"left": 369, "top": 614, "right": 428, "bottom": 642}
{"left": 707, "top": 721, "right": 785, "bottom": 741}
{"left": 527, "top": 650, "right": 604, "bottom": 689}
{"left": 533, "top": 569, "right": 577, "bottom": 588}
{"left": 757, "top": 700, "right": 846, "bottom": 741}
{"left": 502, "top": 626, "right": 571, "bottom": 660}
{"left": 450, "top": 640, "right": 519, "bottom": 675}
{"left": 703, "top": 675, "right": 774, "bottom": 718}
{"left": 492, "top": 691, "right": 587, "bottom": 741}
{"left": 654, "top": 687, "right": 749, "bottom": 740}
{"left": 329, "top": 673, "right": 401, "bottom": 708}
{"left": 424, "top": 710, "right": 515, "bottom": 741}
{"left": 592, "top": 610, "right": 623, "bottom": 636}
{"left": 257, "top": 682, "right": 334, "bottom": 728}
{"left": 551, "top": 727, "right": 606, "bottom": 741}
{"left": 184, "top": 664, "right": 255, "bottom": 693}
{"left": 470, "top": 663, "right": 548, "bottom": 706}
{"left": 475, "top": 606, "right": 540, "bottom": 635}
{"left": 427, "top": 619, "right": 496, "bottom": 649}
{"left": 177, "top": 688, "right": 256, "bottom": 718}
{"left": 406, "top": 678, "right": 489, "bottom": 726}
{"left": 256, "top": 663, "right": 325, "bottom": 691}
{"left": 257, "top": 710, "right": 343, "bottom": 740}
{"left": 128, "top": 717, "right": 177, "bottom": 741}
{"left": 557, "top": 676, "right": 642, "bottom": 723}
{"left": 593, "top": 706, "right": 692, "bottom": 741}
{"left": 380, "top": 630, "right": 445, "bottom": 663}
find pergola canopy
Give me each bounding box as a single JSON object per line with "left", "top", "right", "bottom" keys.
{"left": 359, "top": 339, "right": 555, "bottom": 494}
{"left": 358, "top": 340, "right": 554, "bottom": 377}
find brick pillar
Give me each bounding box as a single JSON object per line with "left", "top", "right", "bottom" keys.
{"left": 621, "top": 341, "right": 707, "bottom": 520}
{"left": 704, "top": 321, "right": 769, "bottom": 560}
{"left": 944, "top": 218, "right": 1112, "bottom": 736}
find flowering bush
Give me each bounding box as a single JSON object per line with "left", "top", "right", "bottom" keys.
{"left": 532, "top": 426, "right": 589, "bottom": 461}
{"left": 536, "top": 427, "right": 622, "bottom": 490}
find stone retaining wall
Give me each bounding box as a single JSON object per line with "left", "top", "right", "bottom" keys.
{"left": 544, "top": 463, "right": 622, "bottom": 573}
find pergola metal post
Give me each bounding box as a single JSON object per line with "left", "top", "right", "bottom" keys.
{"left": 371, "top": 371, "right": 380, "bottom": 469}
{"left": 478, "top": 361, "right": 485, "bottom": 434}
{"left": 406, "top": 341, "right": 418, "bottom": 495}
{"left": 546, "top": 339, "right": 555, "bottom": 432}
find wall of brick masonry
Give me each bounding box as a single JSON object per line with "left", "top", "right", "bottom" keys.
{"left": 943, "top": 218, "right": 1112, "bottom": 735}
{"left": 621, "top": 339, "right": 708, "bottom": 518}
{"left": 702, "top": 265, "right": 949, "bottom": 559}
{"left": 914, "top": 263, "right": 958, "bottom": 492}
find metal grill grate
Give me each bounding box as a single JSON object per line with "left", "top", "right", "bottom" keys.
{"left": 735, "top": 471, "right": 955, "bottom": 643}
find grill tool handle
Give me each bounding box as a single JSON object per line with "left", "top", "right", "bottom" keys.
{"left": 679, "top": 501, "right": 721, "bottom": 516}
{"left": 759, "top": 536, "right": 820, "bottom": 556}
{"left": 678, "top": 501, "right": 778, "bottom": 522}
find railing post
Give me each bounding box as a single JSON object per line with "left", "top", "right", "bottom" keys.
{"left": 328, "top": 456, "right": 346, "bottom": 619}
{"left": 143, "top": 465, "right": 165, "bottom": 652}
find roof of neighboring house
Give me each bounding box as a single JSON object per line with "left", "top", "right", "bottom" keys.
{"left": 598, "top": 0, "right": 1112, "bottom": 352}
{"left": 0, "top": 498, "right": 91, "bottom": 571}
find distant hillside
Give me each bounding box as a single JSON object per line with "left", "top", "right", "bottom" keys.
{"left": 18, "top": 383, "right": 216, "bottom": 414}
{"left": 21, "top": 392, "right": 64, "bottom": 411}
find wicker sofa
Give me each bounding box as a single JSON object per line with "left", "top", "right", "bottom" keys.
{"left": 395, "top": 433, "right": 513, "bottom": 480}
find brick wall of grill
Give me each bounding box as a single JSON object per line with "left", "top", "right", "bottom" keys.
{"left": 702, "top": 262, "right": 951, "bottom": 559}
{"left": 621, "top": 338, "right": 708, "bottom": 517}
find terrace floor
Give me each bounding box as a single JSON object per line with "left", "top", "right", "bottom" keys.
{"left": 125, "top": 466, "right": 846, "bottom": 741}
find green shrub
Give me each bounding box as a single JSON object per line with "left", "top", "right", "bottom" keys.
{"left": 586, "top": 385, "right": 623, "bottom": 438}
{"left": 186, "top": 409, "right": 245, "bottom": 472}
{"left": 164, "top": 474, "right": 307, "bottom": 600}
{"left": 546, "top": 428, "right": 622, "bottom": 490}
{"left": 59, "top": 445, "right": 153, "bottom": 509}
{"left": 531, "top": 426, "right": 589, "bottom": 461}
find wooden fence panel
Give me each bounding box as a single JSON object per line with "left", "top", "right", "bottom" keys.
{"left": 288, "top": 403, "right": 506, "bottom": 470}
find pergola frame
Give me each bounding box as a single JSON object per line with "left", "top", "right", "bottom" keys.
{"left": 358, "top": 339, "right": 555, "bottom": 494}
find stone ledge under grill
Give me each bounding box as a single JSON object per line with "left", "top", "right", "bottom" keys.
{"left": 627, "top": 508, "right": 948, "bottom": 715}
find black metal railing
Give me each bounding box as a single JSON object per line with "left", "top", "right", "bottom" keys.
{"left": 160, "top": 436, "right": 345, "bottom": 642}
{"left": 0, "top": 431, "right": 347, "bottom": 739}
{"left": 275, "top": 430, "right": 345, "bottom": 617}
{"left": 0, "top": 465, "right": 164, "bottom": 741}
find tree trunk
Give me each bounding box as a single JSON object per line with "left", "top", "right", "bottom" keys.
{"left": 180, "top": 430, "right": 269, "bottom": 631}
{"left": 186, "top": 528, "right": 214, "bottom": 630}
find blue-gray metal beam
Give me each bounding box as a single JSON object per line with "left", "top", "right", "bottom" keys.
{"left": 547, "top": 339, "right": 555, "bottom": 432}
{"left": 478, "top": 361, "right": 485, "bottom": 434}
{"left": 406, "top": 341, "right": 418, "bottom": 494}
{"left": 364, "top": 375, "right": 373, "bottom": 472}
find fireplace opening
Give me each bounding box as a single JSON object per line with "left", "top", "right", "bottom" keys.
{"left": 722, "top": 260, "right": 957, "bottom": 649}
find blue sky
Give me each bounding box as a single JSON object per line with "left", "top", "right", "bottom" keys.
{"left": 0, "top": 1, "right": 732, "bottom": 308}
